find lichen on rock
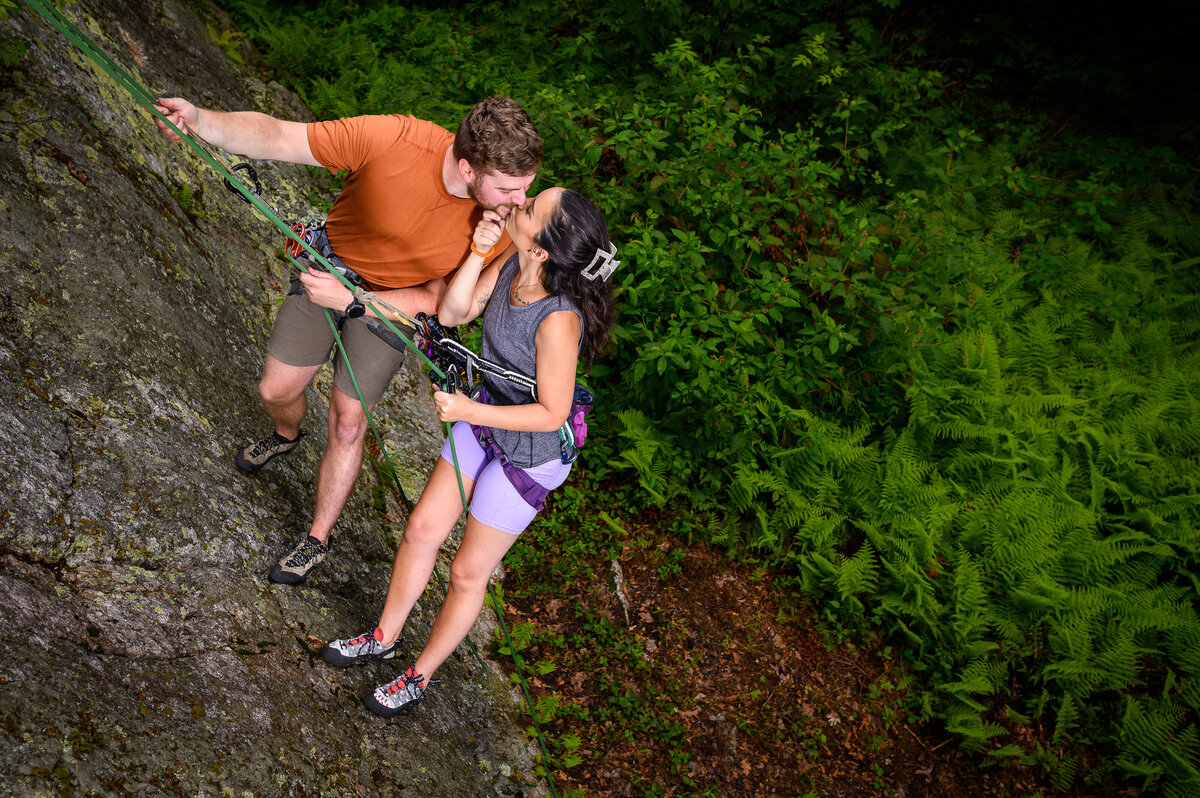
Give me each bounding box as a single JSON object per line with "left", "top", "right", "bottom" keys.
{"left": 0, "top": 1, "right": 541, "bottom": 795}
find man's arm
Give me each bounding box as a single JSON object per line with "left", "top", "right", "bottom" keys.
{"left": 297, "top": 271, "right": 446, "bottom": 320}
{"left": 153, "top": 97, "right": 319, "bottom": 166}
{"left": 367, "top": 279, "right": 447, "bottom": 320}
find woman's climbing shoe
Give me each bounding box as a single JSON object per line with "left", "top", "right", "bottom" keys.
{"left": 364, "top": 666, "right": 438, "bottom": 718}
{"left": 321, "top": 629, "right": 399, "bottom": 666}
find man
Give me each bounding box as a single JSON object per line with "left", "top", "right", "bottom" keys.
{"left": 153, "top": 95, "right": 542, "bottom": 585}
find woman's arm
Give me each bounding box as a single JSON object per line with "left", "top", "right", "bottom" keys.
{"left": 433, "top": 310, "right": 581, "bottom": 432}
{"left": 438, "top": 211, "right": 513, "bottom": 326}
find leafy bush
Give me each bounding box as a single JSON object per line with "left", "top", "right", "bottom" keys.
{"left": 224, "top": 1, "right": 1200, "bottom": 792}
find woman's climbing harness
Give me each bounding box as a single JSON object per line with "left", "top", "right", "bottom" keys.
{"left": 415, "top": 313, "right": 594, "bottom": 465}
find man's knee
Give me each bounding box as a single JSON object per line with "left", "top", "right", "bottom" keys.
{"left": 328, "top": 393, "right": 369, "bottom": 447}
{"left": 258, "top": 378, "right": 303, "bottom": 406}
{"left": 259, "top": 358, "right": 314, "bottom": 405}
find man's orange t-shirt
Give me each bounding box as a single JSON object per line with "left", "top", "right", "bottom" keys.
{"left": 307, "top": 115, "right": 511, "bottom": 290}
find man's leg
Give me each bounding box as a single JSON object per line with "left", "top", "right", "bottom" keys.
{"left": 235, "top": 354, "right": 323, "bottom": 474}
{"left": 259, "top": 353, "right": 322, "bottom": 439}
{"left": 307, "top": 318, "right": 410, "bottom": 543}
{"left": 268, "top": 384, "right": 365, "bottom": 585}
{"left": 239, "top": 287, "right": 334, "bottom": 475}
{"left": 270, "top": 317, "right": 405, "bottom": 584}
{"left": 307, "top": 385, "right": 371, "bottom": 545}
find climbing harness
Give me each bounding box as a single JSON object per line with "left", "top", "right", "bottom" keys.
{"left": 416, "top": 314, "right": 594, "bottom": 508}
{"left": 415, "top": 313, "right": 595, "bottom": 465}
{"left": 24, "top": 1, "right": 565, "bottom": 792}
{"left": 415, "top": 313, "right": 537, "bottom": 396}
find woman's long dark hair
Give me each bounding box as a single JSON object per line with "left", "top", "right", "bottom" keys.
{"left": 535, "top": 190, "right": 616, "bottom": 369}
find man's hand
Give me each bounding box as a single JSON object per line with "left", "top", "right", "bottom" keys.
{"left": 148, "top": 98, "right": 319, "bottom": 165}
{"left": 153, "top": 97, "right": 198, "bottom": 142}
{"left": 297, "top": 269, "right": 353, "bottom": 311}
{"left": 432, "top": 390, "right": 476, "bottom": 424}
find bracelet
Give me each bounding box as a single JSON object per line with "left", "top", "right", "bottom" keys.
{"left": 469, "top": 241, "right": 495, "bottom": 258}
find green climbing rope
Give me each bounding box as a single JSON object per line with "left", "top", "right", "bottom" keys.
{"left": 24, "top": 1, "right": 561, "bottom": 792}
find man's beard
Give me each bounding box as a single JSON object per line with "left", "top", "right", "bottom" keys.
{"left": 466, "top": 179, "right": 514, "bottom": 216}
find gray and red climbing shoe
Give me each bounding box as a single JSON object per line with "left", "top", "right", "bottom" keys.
{"left": 321, "top": 629, "right": 398, "bottom": 667}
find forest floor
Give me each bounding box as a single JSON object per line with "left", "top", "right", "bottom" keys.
{"left": 501, "top": 520, "right": 1125, "bottom": 798}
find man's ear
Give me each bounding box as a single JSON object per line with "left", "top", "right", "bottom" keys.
{"left": 458, "top": 158, "right": 476, "bottom": 183}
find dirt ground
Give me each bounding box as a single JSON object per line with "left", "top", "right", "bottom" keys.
{"left": 503, "top": 540, "right": 1122, "bottom": 798}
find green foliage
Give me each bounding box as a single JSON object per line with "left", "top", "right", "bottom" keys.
{"left": 0, "top": 36, "right": 24, "bottom": 69}
{"left": 205, "top": 23, "right": 245, "bottom": 65}
{"left": 223, "top": 0, "right": 1200, "bottom": 792}
{"left": 170, "top": 181, "right": 207, "bottom": 220}
{"left": 1, "top": 0, "right": 35, "bottom": 65}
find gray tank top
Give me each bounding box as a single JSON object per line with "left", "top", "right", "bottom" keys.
{"left": 481, "top": 256, "right": 583, "bottom": 468}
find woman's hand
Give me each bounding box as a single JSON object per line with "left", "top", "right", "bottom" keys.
{"left": 297, "top": 269, "right": 353, "bottom": 311}
{"left": 432, "top": 390, "right": 476, "bottom": 424}
{"left": 472, "top": 210, "right": 506, "bottom": 256}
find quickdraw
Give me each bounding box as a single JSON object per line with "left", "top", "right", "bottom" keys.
{"left": 286, "top": 221, "right": 315, "bottom": 259}
{"left": 222, "top": 166, "right": 321, "bottom": 271}
{"left": 414, "top": 313, "right": 593, "bottom": 465}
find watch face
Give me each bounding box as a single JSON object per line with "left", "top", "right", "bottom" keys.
{"left": 347, "top": 300, "right": 366, "bottom": 318}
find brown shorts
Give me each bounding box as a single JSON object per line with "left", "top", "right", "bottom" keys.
{"left": 267, "top": 290, "right": 414, "bottom": 405}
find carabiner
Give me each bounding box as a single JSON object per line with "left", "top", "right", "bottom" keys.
{"left": 286, "top": 221, "right": 312, "bottom": 258}
{"left": 224, "top": 162, "right": 262, "bottom": 205}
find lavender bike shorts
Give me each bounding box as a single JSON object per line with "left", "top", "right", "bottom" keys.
{"left": 440, "top": 421, "right": 571, "bottom": 535}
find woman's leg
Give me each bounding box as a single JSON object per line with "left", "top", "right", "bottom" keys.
{"left": 410, "top": 516, "right": 520, "bottom": 683}
{"left": 375, "top": 456, "right": 475, "bottom": 644}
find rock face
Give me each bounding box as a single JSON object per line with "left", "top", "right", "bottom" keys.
{"left": 0, "top": 1, "right": 542, "bottom": 795}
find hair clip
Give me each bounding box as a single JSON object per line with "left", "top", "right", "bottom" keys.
{"left": 582, "top": 243, "right": 620, "bottom": 281}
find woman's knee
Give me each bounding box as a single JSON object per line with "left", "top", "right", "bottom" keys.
{"left": 448, "top": 557, "right": 494, "bottom": 593}
{"left": 401, "top": 509, "right": 451, "bottom": 552}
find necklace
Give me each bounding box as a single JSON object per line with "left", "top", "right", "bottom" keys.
{"left": 510, "top": 279, "right": 543, "bottom": 306}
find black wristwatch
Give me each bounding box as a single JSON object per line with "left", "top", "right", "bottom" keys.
{"left": 344, "top": 296, "right": 366, "bottom": 319}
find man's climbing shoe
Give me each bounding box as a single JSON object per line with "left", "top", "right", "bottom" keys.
{"left": 364, "top": 666, "right": 438, "bottom": 718}
{"left": 268, "top": 535, "right": 327, "bottom": 585}
{"left": 321, "top": 629, "right": 399, "bottom": 667}
{"left": 235, "top": 430, "right": 305, "bottom": 473}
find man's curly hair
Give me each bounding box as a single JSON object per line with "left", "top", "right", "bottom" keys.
{"left": 453, "top": 96, "right": 543, "bottom": 177}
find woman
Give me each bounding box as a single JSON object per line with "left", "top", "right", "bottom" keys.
{"left": 320, "top": 187, "right": 617, "bottom": 716}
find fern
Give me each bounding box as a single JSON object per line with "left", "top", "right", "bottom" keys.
{"left": 835, "top": 541, "right": 880, "bottom": 601}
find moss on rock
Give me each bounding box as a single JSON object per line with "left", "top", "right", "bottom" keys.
{"left": 0, "top": 2, "right": 541, "bottom": 795}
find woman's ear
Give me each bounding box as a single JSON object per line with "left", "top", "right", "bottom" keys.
{"left": 529, "top": 245, "right": 549, "bottom": 263}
